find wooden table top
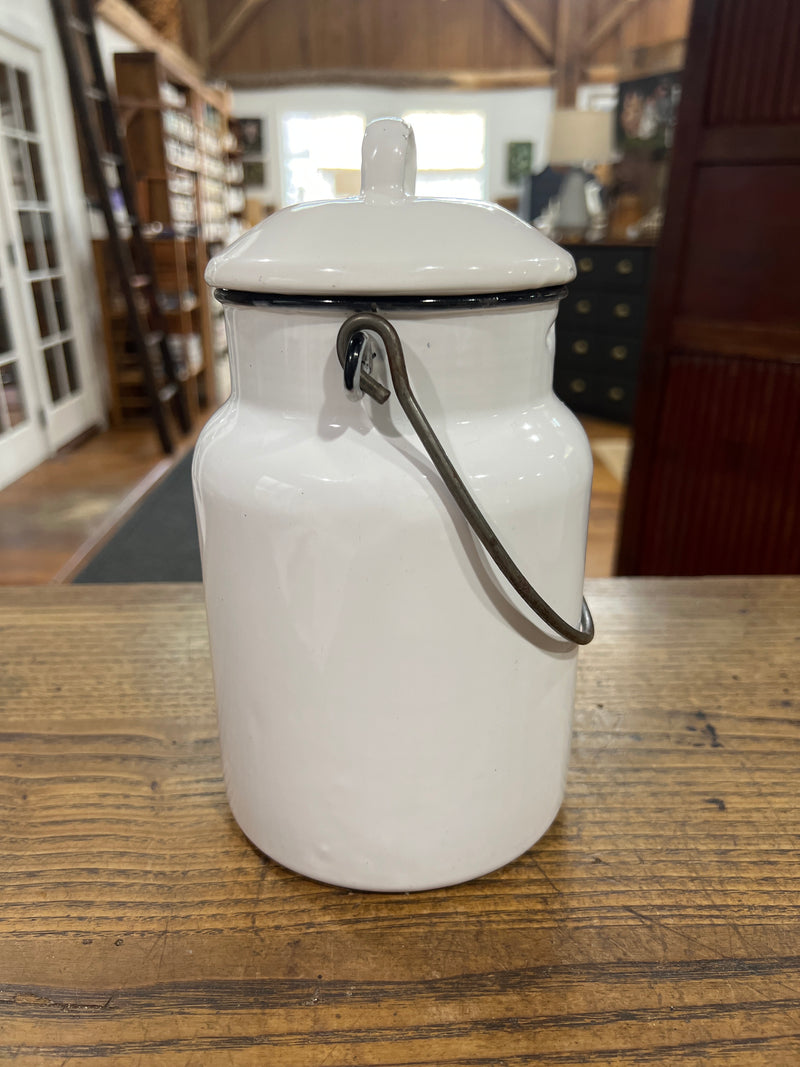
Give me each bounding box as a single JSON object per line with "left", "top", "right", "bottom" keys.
{"left": 1, "top": 579, "right": 798, "bottom": 1065}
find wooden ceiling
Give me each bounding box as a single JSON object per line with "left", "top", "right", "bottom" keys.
{"left": 126, "top": 0, "right": 691, "bottom": 103}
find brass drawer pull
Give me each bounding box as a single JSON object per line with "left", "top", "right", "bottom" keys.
{"left": 572, "top": 339, "right": 589, "bottom": 355}
{"left": 570, "top": 378, "right": 587, "bottom": 394}
{"left": 578, "top": 256, "right": 594, "bottom": 273}
{"left": 576, "top": 299, "right": 592, "bottom": 314}
{"left": 608, "top": 386, "right": 625, "bottom": 402}
{"left": 611, "top": 345, "right": 628, "bottom": 361}
{"left": 616, "top": 258, "right": 633, "bottom": 275}
{"left": 613, "top": 302, "right": 631, "bottom": 319}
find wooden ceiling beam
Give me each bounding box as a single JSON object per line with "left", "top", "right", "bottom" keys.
{"left": 554, "top": 0, "right": 581, "bottom": 107}
{"left": 221, "top": 68, "right": 556, "bottom": 90}
{"left": 208, "top": 0, "right": 274, "bottom": 66}
{"left": 585, "top": 0, "right": 643, "bottom": 56}
{"left": 586, "top": 64, "right": 620, "bottom": 83}
{"left": 181, "top": 0, "right": 209, "bottom": 69}
{"left": 96, "top": 0, "right": 227, "bottom": 107}
{"left": 494, "top": 0, "right": 555, "bottom": 62}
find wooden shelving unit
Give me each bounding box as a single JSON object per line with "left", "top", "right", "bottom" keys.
{"left": 93, "top": 50, "right": 246, "bottom": 425}
{"left": 92, "top": 236, "right": 208, "bottom": 423}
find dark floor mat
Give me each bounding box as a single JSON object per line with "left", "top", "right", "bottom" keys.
{"left": 73, "top": 449, "right": 201, "bottom": 583}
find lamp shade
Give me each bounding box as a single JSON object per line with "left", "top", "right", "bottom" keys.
{"left": 549, "top": 109, "right": 613, "bottom": 166}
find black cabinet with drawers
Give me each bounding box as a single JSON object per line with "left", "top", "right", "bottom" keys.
{"left": 554, "top": 243, "right": 654, "bottom": 423}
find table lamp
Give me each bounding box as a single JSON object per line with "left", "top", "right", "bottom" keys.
{"left": 548, "top": 109, "right": 613, "bottom": 238}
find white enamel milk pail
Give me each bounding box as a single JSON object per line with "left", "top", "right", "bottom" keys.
{"left": 193, "top": 118, "right": 595, "bottom": 891}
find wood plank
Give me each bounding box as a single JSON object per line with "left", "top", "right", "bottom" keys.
{"left": 494, "top": 0, "right": 554, "bottom": 61}
{"left": 618, "top": 0, "right": 800, "bottom": 577}
{"left": 208, "top": 0, "right": 274, "bottom": 65}
{"left": 211, "top": 0, "right": 553, "bottom": 79}
{"left": 203, "top": 0, "right": 688, "bottom": 84}
{"left": 585, "top": 0, "right": 643, "bottom": 55}
{"left": 618, "top": 37, "right": 686, "bottom": 79}
{"left": 700, "top": 123, "right": 800, "bottom": 163}
{"left": 554, "top": 0, "right": 581, "bottom": 106}
{"left": 626, "top": 0, "right": 692, "bottom": 50}
{"left": 672, "top": 317, "right": 800, "bottom": 362}
{"left": 585, "top": 62, "right": 620, "bottom": 81}
{"left": 181, "top": 0, "right": 210, "bottom": 69}
{"left": 0, "top": 579, "right": 798, "bottom": 1062}
{"left": 617, "top": 0, "right": 721, "bottom": 574}
{"left": 95, "top": 0, "right": 228, "bottom": 109}
{"left": 223, "top": 66, "right": 555, "bottom": 88}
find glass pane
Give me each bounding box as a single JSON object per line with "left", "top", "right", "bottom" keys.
{"left": 28, "top": 141, "right": 46, "bottom": 201}
{"left": 63, "top": 338, "right": 79, "bottom": 393}
{"left": 18, "top": 210, "right": 41, "bottom": 269}
{"left": 44, "top": 344, "right": 63, "bottom": 401}
{"left": 31, "top": 279, "right": 51, "bottom": 337}
{"left": 52, "top": 276, "right": 69, "bottom": 331}
{"left": 415, "top": 173, "right": 485, "bottom": 200}
{"left": 41, "top": 212, "right": 58, "bottom": 268}
{"left": 402, "top": 112, "right": 486, "bottom": 170}
{"left": 15, "top": 69, "right": 35, "bottom": 132}
{"left": 1, "top": 361, "right": 25, "bottom": 426}
{"left": 0, "top": 289, "right": 11, "bottom": 353}
{"left": 281, "top": 113, "right": 365, "bottom": 205}
{"left": 5, "top": 136, "right": 29, "bottom": 199}
{"left": 0, "top": 64, "right": 14, "bottom": 126}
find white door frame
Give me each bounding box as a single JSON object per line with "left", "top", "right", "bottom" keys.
{"left": 0, "top": 7, "right": 105, "bottom": 488}
{"left": 0, "top": 239, "right": 50, "bottom": 487}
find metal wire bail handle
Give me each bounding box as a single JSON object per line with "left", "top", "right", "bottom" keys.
{"left": 336, "top": 311, "right": 595, "bottom": 646}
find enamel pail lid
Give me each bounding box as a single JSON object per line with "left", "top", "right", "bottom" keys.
{"left": 206, "top": 117, "right": 575, "bottom": 297}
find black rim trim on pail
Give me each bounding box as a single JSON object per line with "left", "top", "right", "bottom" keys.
{"left": 213, "top": 285, "right": 568, "bottom": 311}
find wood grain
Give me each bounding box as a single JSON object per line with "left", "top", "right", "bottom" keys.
{"left": 203, "top": 0, "right": 687, "bottom": 86}
{"left": 617, "top": 0, "right": 800, "bottom": 577}
{"left": 1, "top": 580, "right": 799, "bottom": 1064}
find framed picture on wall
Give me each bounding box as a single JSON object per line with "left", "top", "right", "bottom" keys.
{"left": 243, "top": 160, "right": 265, "bottom": 187}
{"left": 238, "top": 118, "right": 263, "bottom": 157}
{"left": 616, "top": 73, "right": 681, "bottom": 154}
{"left": 613, "top": 72, "right": 681, "bottom": 221}
{"left": 507, "top": 141, "right": 534, "bottom": 185}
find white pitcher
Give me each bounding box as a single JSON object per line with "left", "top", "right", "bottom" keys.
{"left": 193, "top": 118, "right": 594, "bottom": 892}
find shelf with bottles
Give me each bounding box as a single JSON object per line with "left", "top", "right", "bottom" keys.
{"left": 194, "top": 102, "right": 229, "bottom": 245}
{"left": 113, "top": 52, "right": 237, "bottom": 246}
{"left": 224, "top": 117, "right": 247, "bottom": 221}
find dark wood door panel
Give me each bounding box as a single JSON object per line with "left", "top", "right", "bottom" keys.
{"left": 677, "top": 165, "right": 800, "bottom": 324}
{"left": 705, "top": 0, "right": 800, "bottom": 126}
{"left": 617, "top": 0, "right": 800, "bottom": 576}
{"left": 637, "top": 353, "right": 800, "bottom": 575}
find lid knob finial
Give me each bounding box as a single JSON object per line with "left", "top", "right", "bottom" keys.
{"left": 361, "top": 118, "right": 416, "bottom": 204}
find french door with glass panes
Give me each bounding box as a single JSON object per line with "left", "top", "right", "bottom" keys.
{"left": 0, "top": 33, "right": 102, "bottom": 490}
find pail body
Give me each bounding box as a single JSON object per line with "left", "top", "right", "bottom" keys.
{"left": 193, "top": 296, "right": 592, "bottom": 891}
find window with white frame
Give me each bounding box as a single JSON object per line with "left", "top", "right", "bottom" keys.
{"left": 280, "top": 109, "right": 488, "bottom": 206}
{"left": 402, "top": 111, "right": 487, "bottom": 200}
{"left": 281, "top": 112, "right": 365, "bottom": 205}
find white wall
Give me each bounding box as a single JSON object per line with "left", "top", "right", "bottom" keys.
{"left": 95, "top": 16, "right": 140, "bottom": 86}
{"left": 233, "top": 84, "right": 556, "bottom": 207}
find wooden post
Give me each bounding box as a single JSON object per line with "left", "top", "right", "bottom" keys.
{"left": 208, "top": 0, "right": 274, "bottom": 67}
{"left": 554, "top": 0, "right": 581, "bottom": 107}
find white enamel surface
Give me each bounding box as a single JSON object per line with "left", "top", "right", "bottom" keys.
{"left": 206, "top": 118, "right": 576, "bottom": 296}
{"left": 193, "top": 301, "right": 592, "bottom": 891}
